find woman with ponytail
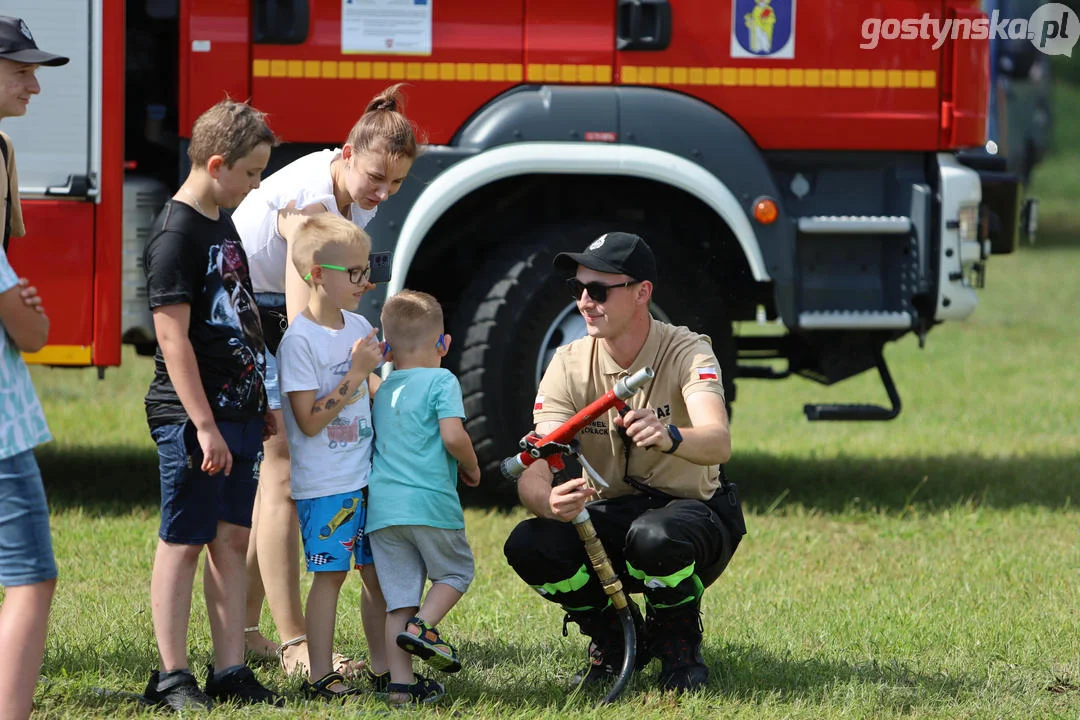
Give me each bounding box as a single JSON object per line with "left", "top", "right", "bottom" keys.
{"left": 232, "top": 84, "right": 421, "bottom": 692}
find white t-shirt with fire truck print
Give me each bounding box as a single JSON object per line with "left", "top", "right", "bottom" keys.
{"left": 277, "top": 310, "right": 378, "bottom": 500}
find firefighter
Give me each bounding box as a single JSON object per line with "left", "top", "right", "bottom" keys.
{"left": 503, "top": 232, "right": 745, "bottom": 693}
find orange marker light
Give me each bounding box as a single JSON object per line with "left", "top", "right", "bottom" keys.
{"left": 753, "top": 197, "right": 779, "bottom": 224}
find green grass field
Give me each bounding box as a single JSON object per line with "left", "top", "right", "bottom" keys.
{"left": 15, "top": 85, "right": 1080, "bottom": 718}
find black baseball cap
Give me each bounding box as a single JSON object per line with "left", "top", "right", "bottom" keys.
{"left": 554, "top": 232, "right": 658, "bottom": 284}
{"left": 0, "top": 16, "right": 69, "bottom": 67}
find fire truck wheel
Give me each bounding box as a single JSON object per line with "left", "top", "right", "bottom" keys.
{"left": 447, "top": 237, "right": 734, "bottom": 502}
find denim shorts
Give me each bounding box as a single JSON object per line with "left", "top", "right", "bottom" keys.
{"left": 151, "top": 419, "right": 265, "bottom": 545}
{"left": 0, "top": 450, "right": 58, "bottom": 586}
{"left": 297, "top": 487, "right": 373, "bottom": 573}
{"left": 255, "top": 292, "right": 285, "bottom": 412}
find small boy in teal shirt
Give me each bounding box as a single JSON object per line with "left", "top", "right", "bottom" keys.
{"left": 367, "top": 289, "right": 480, "bottom": 707}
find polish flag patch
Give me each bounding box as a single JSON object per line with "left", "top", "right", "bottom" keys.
{"left": 534, "top": 394, "right": 544, "bottom": 410}
{"left": 696, "top": 367, "right": 718, "bottom": 380}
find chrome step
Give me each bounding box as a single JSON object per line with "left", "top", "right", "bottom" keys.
{"left": 798, "top": 310, "right": 912, "bottom": 330}
{"left": 798, "top": 215, "right": 912, "bottom": 235}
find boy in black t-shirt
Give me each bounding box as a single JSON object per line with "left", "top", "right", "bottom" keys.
{"left": 141, "top": 99, "right": 282, "bottom": 711}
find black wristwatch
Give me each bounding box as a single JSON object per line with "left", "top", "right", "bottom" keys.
{"left": 663, "top": 424, "right": 683, "bottom": 454}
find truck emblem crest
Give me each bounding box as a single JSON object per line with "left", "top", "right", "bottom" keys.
{"left": 731, "top": 0, "right": 796, "bottom": 59}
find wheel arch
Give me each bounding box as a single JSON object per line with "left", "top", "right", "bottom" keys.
{"left": 386, "top": 142, "right": 772, "bottom": 304}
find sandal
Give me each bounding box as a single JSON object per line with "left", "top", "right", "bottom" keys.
{"left": 302, "top": 671, "right": 362, "bottom": 701}
{"left": 365, "top": 667, "right": 390, "bottom": 693}
{"left": 278, "top": 634, "right": 309, "bottom": 677}
{"left": 386, "top": 673, "right": 445, "bottom": 706}
{"left": 279, "top": 634, "right": 372, "bottom": 681}
{"left": 396, "top": 617, "right": 462, "bottom": 673}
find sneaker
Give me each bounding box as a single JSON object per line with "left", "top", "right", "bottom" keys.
{"left": 143, "top": 669, "right": 214, "bottom": 712}
{"left": 204, "top": 664, "right": 284, "bottom": 707}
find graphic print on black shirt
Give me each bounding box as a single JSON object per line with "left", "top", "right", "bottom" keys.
{"left": 143, "top": 200, "right": 267, "bottom": 428}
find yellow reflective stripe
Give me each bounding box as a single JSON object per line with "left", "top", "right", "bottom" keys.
{"left": 622, "top": 66, "right": 936, "bottom": 89}
{"left": 253, "top": 59, "right": 934, "bottom": 89}
{"left": 626, "top": 560, "right": 697, "bottom": 589}
{"left": 627, "top": 561, "right": 705, "bottom": 609}
{"left": 255, "top": 61, "right": 584, "bottom": 84}
{"left": 530, "top": 564, "right": 592, "bottom": 597}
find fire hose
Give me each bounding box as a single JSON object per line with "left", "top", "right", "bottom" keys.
{"left": 500, "top": 366, "right": 655, "bottom": 704}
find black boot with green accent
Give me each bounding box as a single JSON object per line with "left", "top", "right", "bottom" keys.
{"left": 647, "top": 604, "right": 709, "bottom": 692}
{"left": 564, "top": 602, "right": 651, "bottom": 689}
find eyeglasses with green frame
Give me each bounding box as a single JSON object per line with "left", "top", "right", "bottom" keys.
{"left": 304, "top": 264, "right": 371, "bottom": 284}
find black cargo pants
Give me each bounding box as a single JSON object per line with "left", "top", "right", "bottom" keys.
{"left": 504, "top": 487, "right": 742, "bottom": 614}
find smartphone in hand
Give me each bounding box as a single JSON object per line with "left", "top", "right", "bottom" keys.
{"left": 369, "top": 251, "right": 392, "bottom": 284}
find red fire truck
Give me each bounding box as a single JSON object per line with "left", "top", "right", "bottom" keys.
{"left": 10, "top": 1, "right": 1030, "bottom": 482}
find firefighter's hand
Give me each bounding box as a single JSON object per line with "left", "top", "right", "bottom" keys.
{"left": 17, "top": 278, "right": 44, "bottom": 314}
{"left": 197, "top": 425, "right": 233, "bottom": 477}
{"left": 614, "top": 407, "right": 671, "bottom": 452}
{"left": 262, "top": 410, "right": 278, "bottom": 441}
{"left": 549, "top": 476, "right": 596, "bottom": 522}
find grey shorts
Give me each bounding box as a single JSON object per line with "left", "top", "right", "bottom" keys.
{"left": 369, "top": 525, "right": 475, "bottom": 612}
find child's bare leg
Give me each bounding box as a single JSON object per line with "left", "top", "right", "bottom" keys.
{"left": 305, "top": 571, "right": 347, "bottom": 686}
{"left": 412, "top": 582, "right": 463, "bottom": 632}
{"left": 243, "top": 486, "right": 277, "bottom": 658}
{"left": 360, "top": 565, "right": 388, "bottom": 674}
{"left": 151, "top": 539, "right": 201, "bottom": 671}
{"left": 0, "top": 578, "right": 55, "bottom": 719}
{"left": 385, "top": 606, "right": 418, "bottom": 696}
{"left": 204, "top": 522, "right": 248, "bottom": 670}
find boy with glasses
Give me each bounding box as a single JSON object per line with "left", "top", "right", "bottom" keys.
{"left": 275, "top": 213, "right": 387, "bottom": 699}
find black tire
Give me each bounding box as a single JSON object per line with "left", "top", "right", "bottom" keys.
{"left": 447, "top": 223, "right": 735, "bottom": 502}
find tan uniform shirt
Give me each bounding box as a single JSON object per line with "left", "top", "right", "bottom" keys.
{"left": 534, "top": 318, "right": 726, "bottom": 501}
{"left": 0, "top": 131, "right": 27, "bottom": 242}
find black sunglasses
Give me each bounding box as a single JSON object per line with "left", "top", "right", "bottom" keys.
{"left": 566, "top": 277, "right": 640, "bottom": 303}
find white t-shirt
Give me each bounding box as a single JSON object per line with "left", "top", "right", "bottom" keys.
{"left": 277, "top": 310, "right": 378, "bottom": 500}
{"left": 232, "top": 149, "right": 378, "bottom": 294}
